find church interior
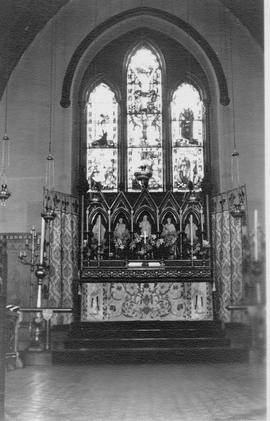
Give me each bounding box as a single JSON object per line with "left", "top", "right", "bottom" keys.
{"left": 0, "top": 0, "right": 266, "bottom": 420}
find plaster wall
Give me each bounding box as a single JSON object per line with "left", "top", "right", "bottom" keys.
{"left": 0, "top": 0, "right": 264, "bottom": 234}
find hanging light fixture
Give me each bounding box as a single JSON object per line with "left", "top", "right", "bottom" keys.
{"left": 0, "top": 87, "right": 11, "bottom": 206}
{"left": 228, "top": 20, "right": 240, "bottom": 188}
{"left": 42, "top": 11, "right": 56, "bottom": 221}
{"left": 45, "top": 10, "right": 55, "bottom": 193}
{"left": 227, "top": 19, "right": 244, "bottom": 219}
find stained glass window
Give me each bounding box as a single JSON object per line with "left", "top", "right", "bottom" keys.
{"left": 86, "top": 83, "right": 118, "bottom": 191}
{"left": 127, "top": 46, "right": 163, "bottom": 191}
{"left": 171, "top": 83, "right": 204, "bottom": 191}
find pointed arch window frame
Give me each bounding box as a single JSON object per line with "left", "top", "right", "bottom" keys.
{"left": 81, "top": 44, "right": 209, "bottom": 195}
{"left": 85, "top": 78, "right": 121, "bottom": 192}
{"left": 125, "top": 41, "right": 165, "bottom": 192}
{"left": 169, "top": 79, "right": 207, "bottom": 192}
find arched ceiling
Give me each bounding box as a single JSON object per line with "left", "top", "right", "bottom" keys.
{"left": 0, "top": 0, "right": 263, "bottom": 99}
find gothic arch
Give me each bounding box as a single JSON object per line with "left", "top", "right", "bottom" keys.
{"left": 60, "top": 7, "right": 230, "bottom": 109}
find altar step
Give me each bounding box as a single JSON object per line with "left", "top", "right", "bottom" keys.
{"left": 52, "top": 321, "right": 249, "bottom": 364}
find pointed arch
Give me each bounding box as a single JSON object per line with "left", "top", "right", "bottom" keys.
{"left": 86, "top": 82, "right": 119, "bottom": 192}
{"left": 60, "top": 7, "right": 230, "bottom": 108}
{"left": 126, "top": 42, "right": 163, "bottom": 191}
{"left": 171, "top": 82, "right": 205, "bottom": 192}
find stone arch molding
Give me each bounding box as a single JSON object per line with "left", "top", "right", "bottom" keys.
{"left": 60, "top": 7, "right": 230, "bottom": 108}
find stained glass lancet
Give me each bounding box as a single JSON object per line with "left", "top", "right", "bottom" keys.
{"left": 86, "top": 83, "right": 118, "bottom": 191}
{"left": 127, "top": 46, "right": 163, "bottom": 191}
{"left": 171, "top": 83, "right": 204, "bottom": 191}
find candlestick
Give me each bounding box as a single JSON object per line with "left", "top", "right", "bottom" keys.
{"left": 254, "top": 209, "right": 258, "bottom": 261}
{"left": 39, "top": 217, "right": 46, "bottom": 265}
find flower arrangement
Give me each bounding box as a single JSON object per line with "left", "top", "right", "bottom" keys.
{"left": 112, "top": 227, "right": 211, "bottom": 261}
{"left": 129, "top": 233, "right": 157, "bottom": 257}
{"left": 128, "top": 233, "right": 177, "bottom": 259}
{"left": 188, "top": 239, "right": 211, "bottom": 259}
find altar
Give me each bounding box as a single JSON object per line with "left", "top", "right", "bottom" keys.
{"left": 77, "top": 182, "right": 214, "bottom": 322}
{"left": 81, "top": 280, "right": 213, "bottom": 322}
{"left": 45, "top": 185, "right": 247, "bottom": 326}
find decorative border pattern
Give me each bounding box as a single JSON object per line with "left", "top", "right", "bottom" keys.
{"left": 43, "top": 188, "right": 79, "bottom": 215}
{"left": 81, "top": 266, "right": 211, "bottom": 282}
{"left": 0, "top": 233, "right": 30, "bottom": 240}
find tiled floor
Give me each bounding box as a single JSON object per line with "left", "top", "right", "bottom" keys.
{"left": 5, "top": 361, "right": 266, "bottom": 421}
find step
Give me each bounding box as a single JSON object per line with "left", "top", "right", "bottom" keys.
{"left": 67, "top": 329, "right": 225, "bottom": 339}
{"left": 68, "top": 321, "right": 225, "bottom": 340}
{"left": 69, "top": 320, "right": 223, "bottom": 331}
{"left": 52, "top": 347, "right": 249, "bottom": 364}
{"left": 64, "top": 337, "right": 231, "bottom": 349}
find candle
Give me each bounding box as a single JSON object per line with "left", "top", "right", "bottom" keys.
{"left": 256, "top": 282, "right": 261, "bottom": 304}
{"left": 86, "top": 209, "right": 89, "bottom": 232}
{"left": 254, "top": 209, "right": 258, "bottom": 261}
{"left": 40, "top": 217, "right": 46, "bottom": 264}
{"left": 108, "top": 210, "right": 111, "bottom": 232}
{"left": 156, "top": 208, "right": 159, "bottom": 232}
{"left": 98, "top": 215, "right": 101, "bottom": 246}
{"left": 144, "top": 231, "right": 147, "bottom": 244}
{"left": 190, "top": 215, "right": 193, "bottom": 247}
{"left": 200, "top": 209, "right": 204, "bottom": 231}
{"left": 131, "top": 210, "right": 134, "bottom": 233}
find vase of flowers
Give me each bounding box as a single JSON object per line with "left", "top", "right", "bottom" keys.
{"left": 187, "top": 239, "right": 211, "bottom": 261}
{"left": 129, "top": 233, "right": 158, "bottom": 259}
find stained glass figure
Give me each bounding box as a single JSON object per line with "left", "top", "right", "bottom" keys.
{"left": 87, "top": 83, "right": 118, "bottom": 191}
{"left": 127, "top": 46, "right": 163, "bottom": 191}
{"left": 171, "top": 83, "right": 205, "bottom": 191}
{"left": 173, "top": 147, "right": 204, "bottom": 190}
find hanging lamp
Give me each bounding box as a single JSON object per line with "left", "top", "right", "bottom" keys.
{"left": 228, "top": 18, "right": 244, "bottom": 218}
{"left": 0, "top": 87, "right": 11, "bottom": 206}
{"left": 229, "top": 20, "right": 240, "bottom": 188}
{"left": 42, "top": 12, "right": 56, "bottom": 222}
